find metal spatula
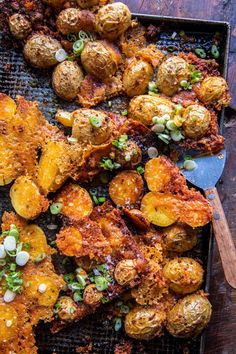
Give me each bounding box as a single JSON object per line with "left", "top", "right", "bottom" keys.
{"left": 177, "top": 148, "right": 236, "bottom": 289}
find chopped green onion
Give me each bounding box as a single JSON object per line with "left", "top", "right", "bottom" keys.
{"left": 114, "top": 317, "right": 122, "bottom": 331}
{"left": 120, "top": 109, "right": 128, "bottom": 116}
{"left": 95, "top": 276, "right": 109, "bottom": 291}
{"left": 73, "top": 291, "right": 83, "bottom": 302}
{"left": 89, "top": 115, "right": 104, "bottom": 128}
{"left": 0, "top": 259, "right": 6, "bottom": 266}
{"left": 183, "top": 160, "right": 197, "bottom": 170}
{"left": 50, "top": 203, "right": 63, "bottom": 215}
{"left": 166, "top": 120, "right": 177, "bottom": 131}
{"left": 101, "top": 297, "right": 109, "bottom": 304}
{"left": 34, "top": 253, "right": 46, "bottom": 263}
{"left": 136, "top": 166, "right": 144, "bottom": 175}
{"left": 166, "top": 45, "right": 177, "bottom": 52}
{"left": 148, "top": 81, "right": 158, "bottom": 93}
{"left": 195, "top": 48, "right": 206, "bottom": 58}
{"left": 99, "top": 158, "right": 121, "bottom": 171}
{"left": 180, "top": 80, "right": 192, "bottom": 90}
{"left": 158, "top": 133, "right": 171, "bottom": 144}
{"left": 152, "top": 116, "right": 165, "bottom": 125}
{"left": 211, "top": 44, "right": 220, "bottom": 59}
{"left": 120, "top": 305, "right": 130, "bottom": 314}
{"left": 2, "top": 231, "right": 9, "bottom": 237}
{"left": 23, "top": 242, "right": 30, "bottom": 251}
{"left": 179, "top": 30, "right": 185, "bottom": 37}
{"left": 98, "top": 197, "right": 106, "bottom": 203}
{"left": 184, "top": 155, "right": 193, "bottom": 161}
{"left": 170, "top": 130, "right": 184, "bottom": 142}
{"left": 73, "top": 39, "right": 84, "bottom": 56}
{"left": 9, "top": 263, "right": 16, "bottom": 271}
{"left": 92, "top": 194, "right": 99, "bottom": 205}
{"left": 64, "top": 273, "right": 75, "bottom": 284}
{"left": 112, "top": 134, "right": 128, "bottom": 150}
{"left": 151, "top": 124, "right": 165, "bottom": 134}
{"left": 67, "top": 137, "right": 78, "bottom": 143}
{"left": 76, "top": 275, "right": 87, "bottom": 287}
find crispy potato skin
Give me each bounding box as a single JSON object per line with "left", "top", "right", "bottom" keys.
{"left": 56, "top": 183, "right": 93, "bottom": 220}
{"left": 56, "top": 8, "right": 95, "bottom": 35}
{"left": 81, "top": 40, "right": 121, "bottom": 81}
{"left": 24, "top": 34, "right": 62, "bottom": 69}
{"left": 182, "top": 104, "right": 211, "bottom": 139}
{"left": 163, "top": 223, "right": 198, "bottom": 253}
{"left": 163, "top": 257, "right": 204, "bottom": 294}
{"left": 166, "top": 293, "right": 212, "bottom": 338}
{"left": 52, "top": 61, "right": 84, "bottom": 101}
{"left": 123, "top": 59, "right": 153, "bottom": 97}
{"left": 10, "top": 176, "right": 49, "bottom": 220}
{"left": 96, "top": 2, "right": 131, "bottom": 41}
{"left": 109, "top": 170, "right": 144, "bottom": 207}
{"left": 125, "top": 305, "right": 166, "bottom": 340}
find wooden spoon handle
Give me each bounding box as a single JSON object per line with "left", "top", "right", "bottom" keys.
{"left": 205, "top": 187, "right": 236, "bottom": 289}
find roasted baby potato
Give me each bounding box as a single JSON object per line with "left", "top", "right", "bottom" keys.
{"left": 56, "top": 226, "right": 83, "bottom": 257}
{"left": 24, "top": 275, "right": 60, "bottom": 307}
{"left": 56, "top": 296, "right": 78, "bottom": 321}
{"left": 163, "top": 223, "right": 198, "bottom": 253}
{"left": 96, "top": 2, "right": 131, "bottom": 41}
{"left": 197, "top": 76, "right": 231, "bottom": 108}
{"left": 166, "top": 293, "right": 212, "bottom": 338}
{"left": 113, "top": 140, "right": 142, "bottom": 168}
{"left": 10, "top": 176, "right": 49, "bottom": 219}
{"left": 182, "top": 104, "right": 211, "bottom": 139}
{"left": 72, "top": 109, "right": 112, "bottom": 145}
{"left": 125, "top": 305, "right": 166, "bottom": 340}
{"left": 55, "top": 183, "right": 93, "bottom": 220}
{"left": 123, "top": 208, "right": 150, "bottom": 231}
{"left": 52, "top": 61, "right": 84, "bottom": 101}
{"left": 123, "top": 59, "right": 153, "bottom": 97}
{"left": 109, "top": 170, "right": 144, "bottom": 207}
{"left": 21, "top": 224, "right": 51, "bottom": 261}
{"left": 157, "top": 56, "right": 190, "bottom": 96}
{"left": 9, "top": 14, "right": 32, "bottom": 40}
{"left": 114, "top": 259, "right": 138, "bottom": 286}
{"left": 128, "top": 95, "right": 175, "bottom": 126}
{"left": 24, "top": 34, "right": 62, "bottom": 69}
{"left": 56, "top": 8, "right": 95, "bottom": 35}
{"left": 163, "top": 257, "right": 204, "bottom": 294}
{"left": 141, "top": 192, "right": 178, "bottom": 227}
{"left": 77, "top": 0, "right": 99, "bottom": 8}
{"left": 81, "top": 40, "right": 121, "bottom": 80}
{"left": 0, "top": 304, "right": 18, "bottom": 342}
{"left": 83, "top": 284, "right": 103, "bottom": 306}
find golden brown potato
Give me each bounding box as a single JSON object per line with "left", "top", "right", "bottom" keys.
{"left": 42, "top": 0, "right": 66, "bottom": 7}
{"left": 197, "top": 76, "right": 231, "bottom": 107}
{"left": 9, "top": 14, "right": 32, "bottom": 40}
{"left": 55, "top": 110, "right": 75, "bottom": 127}
{"left": 96, "top": 2, "right": 131, "bottom": 41}
{"left": 163, "top": 223, "right": 198, "bottom": 253}
{"left": 128, "top": 95, "right": 175, "bottom": 126}
{"left": 24, "top": 34, "right": 62, "bottom": 69}
{"left": 52, "top": 61, "right": 84, "bottom": 101}
{"left": 141, "top": 192, "right": 178, "bottom": 227}
{"left": 113, "top": 140, "right": 142, "bottom": 168}
{"left": 10, "top": 176, "right": 49, "bottom": 219}
{"left": 182, "top": 104, "right": 211, "bottom": 139}
{"left": 72, "top": 109, "right": 112, "bottom": 145}
{"left": 166, "top": 293, "right": 212, "bottom": 338}
{"left": 123, "top": 59, "right": 153, "bottom": 97}
{"left": 109, "top": 171, "right": 144, "bottom": 207}
{"left": 157, "top": 56, "right": 190, "bottom": 96}
{"left": 123, "top": 208, "right": 150, "bottom": 231}
{"left": 56, "top": 296, "right": 78, "bottom": 321}
{"left": 83, "top": 284, "right": 103, "bottom": 306}
{"left": 56, "top": 227, "right": 83, "bottom": 257}
{"left": 114, "top": 259, "right": 138, "bottom": 286}
{"left": 81, "top": 40, "right": 121, "bottom": 80}
{"left": 24, "top": 275, "right": 60, "bottom": 307}
{"left": 21, "top": 224, "right": 51, "bottom": 261}
{"left": 56, "top": 8, "right": 95, "bottom": 35}
{"left": 163, "top": 257, "right": 204, "bottom": 294}
{"left": 0, "top": 304, "right": 18, "bottom": 342}
{"left": 55, "top": 183, "right": 93, "bottom": 220}
{"left": 125, "top": 305, "right": 166, "bottom": 340}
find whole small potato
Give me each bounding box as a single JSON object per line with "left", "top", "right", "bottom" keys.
{"left": 56, "top": 296, "right": 78, "bottom": 321}
{"left": 163, "top": 223, "right": 198, "bottom": 252}
{"left": 123, "top": 59, "right": 153, "bottom": 97}
{"left": 163, "top": 257, "right": 204, "bottom": 294}
{"left": 56, "top": 8, "right": 95, "bottom": 35}
{"left": 42, "top": 0, "right": 66, "bottom": 7}
{"left": 77, "top": 0, "right": 99, "bottom": 8}
{"left": 83, "top": 284, "right": 103, "bottom": 306}
{"left": 125, "top": 305, "right": 166, "bottom": 340}
{"left": 24, "top": 34, "right": 62, "bottom": 69}
{"left": 166, "top": 293, "right": 212, "bottom": 338}
{"left": 52, "top": 61, "right": 84, "bottom": 101}
{"left": 9, "top": 14, "right": 32, "bottom": 40}
{"left": 96, "top": 2, "right": 131, "bottom": 41}
{"left": 81, "top": 40, "right": 120, "bottom": 80}
{"left": 113, "top": 140, "right": 142, "bottom": 168}
{"left": 114, "top": 259, "right": 138, "bottom": 286}
{"left": 182, "top": 104, "right": 211, "bottom": 139}
{"left": 197, "top": 76, "right": 231, "bottom": 107}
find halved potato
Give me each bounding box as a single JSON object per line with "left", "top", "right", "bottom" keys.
{"left": 10, "top": 176, "right": 49, "bottom": 219}
{"left": 109, "top": 171, "right": 144, "bottom": 206}
{"left": 178, "top": 197, "right": 212, "bottom": 228}
{"left": 141, "top": 192, "right": 178, "bottom": 227}
{"left": 55, "top": 183, "right": 93, "bottom": 220}
{"left": 21, "top": 224, "right": 51, "bottom": 261}
{"left": 24, "top": 275, "right": 60, "bottom": 306}
{"left": 0, "top": 304, "right": 18, "bottom": 342}
{"left": 56, "top": 226, "right": 83, "bottom": 257}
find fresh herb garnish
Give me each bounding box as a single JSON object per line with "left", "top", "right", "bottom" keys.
{"left": 99, "top": 158, "right": 121, "bottom": 171}
{"left": 112, "top": 135, "right": 128, "bottom": 150}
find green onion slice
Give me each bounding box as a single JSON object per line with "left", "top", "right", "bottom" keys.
{"left": 73, "top": 39, "right": 84, "bottom": 56}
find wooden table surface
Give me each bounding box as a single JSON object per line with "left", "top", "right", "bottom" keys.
{"left": 122, "top": 1, "right": 236, "bottom": 353}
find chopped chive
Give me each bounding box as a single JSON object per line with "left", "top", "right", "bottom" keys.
{"left": 50, "top": 203, "right": 63, "bottom": 215}
{"left": 211, "top": 44, "right": 220, "bottom": 59}
{"left": 136, "top": 166, "right": 144, "bottom": 174}
{"left": 195, "top": 48, "right": 206, "bottom": 58}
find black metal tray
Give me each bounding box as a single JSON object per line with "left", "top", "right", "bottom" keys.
{"left": 0, "top": 12, "right": 230, "bottom": 354}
